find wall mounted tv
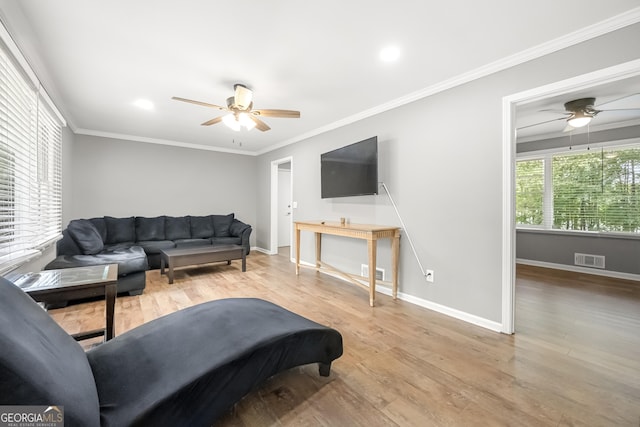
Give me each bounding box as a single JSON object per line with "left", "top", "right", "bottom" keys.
{"left": 321, "top": 136, "right": 378, "bottom": 199}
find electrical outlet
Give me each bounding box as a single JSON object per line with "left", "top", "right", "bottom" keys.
{"left": 426, "top": 269, "right": 434, "bottom": 283}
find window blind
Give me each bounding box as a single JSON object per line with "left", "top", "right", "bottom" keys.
{"left": 0, "top": 32, "right": 64, "bottom": 274}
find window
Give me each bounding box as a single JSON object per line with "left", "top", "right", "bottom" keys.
{"left": 0, "top": 25, "right": 65, "bottom": 274}
{"left": 516, "top": 144, "right": 640, "bottom": 234}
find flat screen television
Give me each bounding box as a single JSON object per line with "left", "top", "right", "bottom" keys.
{"left": 321, "top": 136, "right": 378, "bottom": 198}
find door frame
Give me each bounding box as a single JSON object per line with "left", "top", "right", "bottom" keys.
{"left": 270, "top": 156, "right": 294, "bottom": 257}
{"left": 501, "top": 58, "right": 640, "bottom": 334}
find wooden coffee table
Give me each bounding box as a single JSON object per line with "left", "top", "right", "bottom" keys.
{"left": 9, "top": 264, "right": 119, "bottom": 342}
{"left": 160, "top": 245, "right": 246, "bottom": 284}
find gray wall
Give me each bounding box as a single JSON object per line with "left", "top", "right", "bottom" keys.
{"left": 256, "top": 23, "right": 640, "bottom": 324}
{"left": 517, "top": 230, "right": 640, "bottom": 274}
{"left": 69, "top": 134, "right": 257, "bottom": 240}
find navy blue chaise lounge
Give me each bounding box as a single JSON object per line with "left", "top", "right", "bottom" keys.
{"left": 0, "top": 277, "right": 343, "bottom": 426}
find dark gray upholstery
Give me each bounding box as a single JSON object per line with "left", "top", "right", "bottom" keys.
{"left": 0, "top": 278, "right": 101, "bottom": 426}
{"left": 165, "top": 216, "right": 191, "bottom": 240}
{"left": 67, "top": 219, "right": 104, "bottom": 255}
{"left": 46, "top": 245, "right": 149, "bottom": 276}
{"left": 135, "top": 216, "right": 166, "bottom": 241}
{"left": 212, "top": 213, "right": 234, "bottom": 237}
{"left": 105, "top": 216, "right": 136, "bottom": 244}
{"left": 189, "top": 215, "right": 214, "bottom": 238}
{"left": 46, "top": 214, "right": 252, "bottom": 305}
{"left": 0, "top": 277, "right": 343, "bottom": 427}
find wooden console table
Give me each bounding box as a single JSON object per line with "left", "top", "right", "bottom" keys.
{"left": 294, "top": 220, "right": 400, "bottom": 306}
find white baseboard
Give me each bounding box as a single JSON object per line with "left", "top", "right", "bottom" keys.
{"left": 517, "top": 258, "right": 640, "bottom": 282}
{"left": 297, "top": 259, "right": 503, "bottom": 333}
{"left": 252, "top": 246, "right": 275, "bottom": 255}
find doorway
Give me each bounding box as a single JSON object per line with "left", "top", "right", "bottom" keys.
{"left": 270, "top": 157, "right": 294, "bottom": 259}
{"left": 501, "top": 58, "right": 640, "bottom": 334}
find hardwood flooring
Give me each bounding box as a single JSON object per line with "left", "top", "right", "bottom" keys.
{"left": 48, "top": 254, "right": 640, "bottom": 426}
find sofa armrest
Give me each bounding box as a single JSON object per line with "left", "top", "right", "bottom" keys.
{"left": 230, "top": 219, "right": 252, "bottom": 255}
{"left": 56, "top": 229, "right": 83, "bottom": 256}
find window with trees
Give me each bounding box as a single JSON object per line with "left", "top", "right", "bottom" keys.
{"left": 516, "top": 144, "right": 640, "bottom": 234}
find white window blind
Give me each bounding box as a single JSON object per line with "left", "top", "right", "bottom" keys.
{"left": 0, "top": 31, "right": 64, "bottom": 274}
{"left": 516, "top": 144, "right": 640, "bottom": 235}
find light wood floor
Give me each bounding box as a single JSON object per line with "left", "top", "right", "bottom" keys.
{"left": 49, "top": 253, "right": 640, "bottom": 426}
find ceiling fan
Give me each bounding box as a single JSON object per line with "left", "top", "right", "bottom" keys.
{"left": 172, "top": 84, "right": 300, "bottom": 132}
{"left": 518, "top": 94, "right": 640, "bottom": 132}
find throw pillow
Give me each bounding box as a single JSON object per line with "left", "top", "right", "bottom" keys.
{"left": 67, "top": 219, "right": 104, "bottom": 255}
{"left": 189, "top": 215, "right": 214, "bottom": 239}
{"left": 165, "top": 216, "right": 191, "bottom": 240}
{"left": 135, "top": 216, "right": 166, "bottom": 241}
{"left": 105, "top": 216, "right": 136, "bottom": 244}
{"left": 212, "top": 213, "right": 234, "bottom": 237}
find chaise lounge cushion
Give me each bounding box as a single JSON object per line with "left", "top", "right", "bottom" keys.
{"left": 67, "top": 219, "right": 104, "bottom": 255}
{"left": 0, "top": 278, "right": 101, "bottom": 426}
{"left": 87, "top": 298, "right": 343, "bottom": 426}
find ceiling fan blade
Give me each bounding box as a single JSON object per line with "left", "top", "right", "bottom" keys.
{"left": 598, "top": 108, "right": 640, "bottom": 112}
{"left": 201, "top": 116, "right": 224, "bottom": 126}
{"left": 252, "top": 109, "right": 301, "bottom": 118}
{"left": 234, "top": 84, "right": 253, "bottom": 110}
{"left": 248, "top": 114, "right": 271, "bottom": 132}
{"left": 517, "top": 116, "right": 566, "bottom": 130}
{"left": 172, "top": 96, "right": 226, "bottom": 110}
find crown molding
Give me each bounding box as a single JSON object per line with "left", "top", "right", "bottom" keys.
{"left": 72, "top": 7, "right": 640, "bottom": 156}
{"left": 258, "top": 6, "right": 640, "bottom": 155}
{"left": 74, "top": 129, "right": 257, "bottom": 156}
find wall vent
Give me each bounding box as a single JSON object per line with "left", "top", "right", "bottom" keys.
{"left": 361, "top": 264, "right": 385, "bottom": 281}
{"left": 574, "top": 253, "right": 605, "bottom": 269}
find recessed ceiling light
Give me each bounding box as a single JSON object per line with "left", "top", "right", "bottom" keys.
{"left": 379, "top": 46, "right": 401, "bottom": 62}
{"left": 133, "top": 99, "right": 154, "bottom": 110}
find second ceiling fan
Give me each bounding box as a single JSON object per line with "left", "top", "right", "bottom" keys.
{"left": 173, "top": 84, "right": 300, "bottom": 132}
{"left": 518, "top": 94, "right": 640, "bottom": 132}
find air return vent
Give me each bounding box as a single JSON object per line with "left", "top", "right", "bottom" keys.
{"left": 574, "top": 253, "right": 605, "bottom": 269}
{"left": 361, "top": 264, "right": 385, "bottom": 281}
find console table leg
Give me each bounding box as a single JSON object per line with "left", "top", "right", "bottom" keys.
{"left": 315, "top": 232, "right": 322, "bottom": 270}
{"left": 368, "top": 239, "right": 377, "bottom": 307}
{"left": 391, "top": 231, "right": 400, "bottom": 300}
{"left": 295, "top": 227, "right": 301, "bottom": 275}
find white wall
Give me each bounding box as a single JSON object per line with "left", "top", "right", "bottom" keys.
{"left": 255, "top": 23, "right": 640, "bottom": 325}
{"left": 70, "top": 135, "right": 258, "bottom": 241}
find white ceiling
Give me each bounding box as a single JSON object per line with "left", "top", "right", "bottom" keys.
{"left": 1, "top": 1, "right": 639, "bottom": 154}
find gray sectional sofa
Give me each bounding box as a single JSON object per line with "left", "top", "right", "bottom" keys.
{"left": 45, "top": 214, "right": 252, "bottom": 304}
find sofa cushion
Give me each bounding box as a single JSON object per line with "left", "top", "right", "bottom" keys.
{"left": 0, "top": 277, "right": 101, "bottom": 426}
{"left": 105, "top": 216, "right": 136, "bottom": 244}
{"left": 89, "top": 217, "right": 107, "bottom": 242}
{"left": 66, "top": 219, "right": 104, "bottom": 255}
{"left": 212, "top": 213, "right": 234, "bottom": 237}
{"left": 189, "top": 215, "right": 214, "bottom": 239}
{"left": 210, "top": 236, "right": 242, "bottom": 246}
{"left": 166, "top": 216, "right": 191, "bottom": 240}
{"left": 136, "top": 240, "right": 175, "bottom": 255}
{"left": 136, "top": 216, "right": 166, "bottom": 241}
{"left": 46, "top": 245, "right": 149, "bottom": 276}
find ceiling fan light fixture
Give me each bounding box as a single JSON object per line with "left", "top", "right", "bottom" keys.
{"left": 238, "top": 113, "right": 256, "bottom": 130}
{"left": 567, "top": 111, "right": 592, "bottom": 128}
{"left": 222, "top": 113, "right": 241, "bottom": 131}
